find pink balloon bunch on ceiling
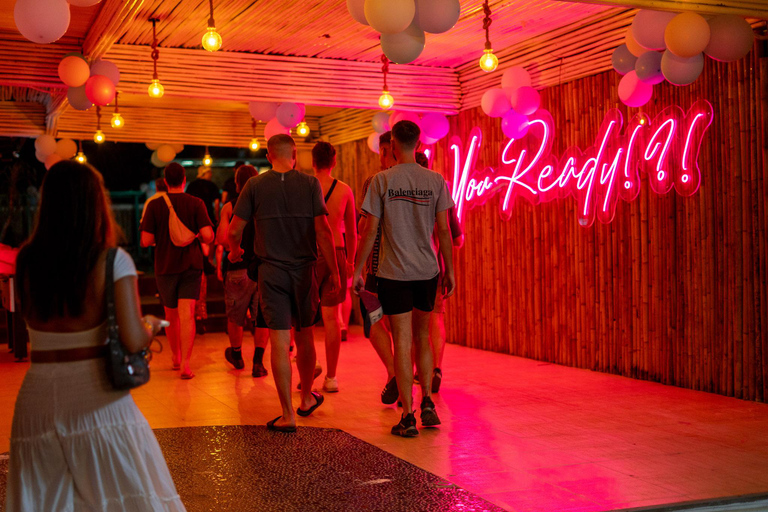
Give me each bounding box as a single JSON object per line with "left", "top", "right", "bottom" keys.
{"left": 612, "top": 10, "right": 755, "bottom": 107}
{"left": 14, "top": 0, "right": 102, "bottom": 45}
{"left": 59, "top": 55, "right": 120, "bottom": 110}
{"left": 346, "top": 0, "right": 461, "bottom": 64}
{"left": 366, "top": 110, "right": 452, "bottom": 153}
{"left": 248, "top": 101, "right": 306, "bottom": 140}
{"left": 34, "top": 134, "right": 79, "bottom": 169}
{"left": 479, "top": 66, "right": 540, "bottom": 140}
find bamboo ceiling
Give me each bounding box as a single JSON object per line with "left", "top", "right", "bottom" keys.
{"left": 0, "top": 0, "right": 765, "bottom": 148}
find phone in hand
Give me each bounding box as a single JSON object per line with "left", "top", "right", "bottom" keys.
{"left": 158, "top": 320, "right": 171, "bottom": 328}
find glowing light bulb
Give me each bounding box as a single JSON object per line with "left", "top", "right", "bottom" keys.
{"left": 378, "top": 90, "right": 394, "bottom": 110}
{"left": 479, "top": 49, "right": 498, "bottom": 72}
{"left": 203, "top": 154, "right": 212, "bottom": 166}
{"left": 296, "top": 121, "right": 310, "bottom": 137}
{"left": 94, "top": 130, "right": 105, "bottom": 144}
{"left": 75, "top": 151, "right": 86, "bottom": 163}
{"left": 249, "top": 138, "right": 260, "bottom": 151}
{"left": 111, "top": 113, "right": 124, "bottom": 129}
{"left": 202, "top": 27, "right": 222, "bottom": 52}
{"left": 148, "top": 79, "right": 164, "bottom": 98}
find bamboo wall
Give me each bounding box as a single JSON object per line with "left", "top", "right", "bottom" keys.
{"left": 333, "top": 48, "right": 768, "bottom": 402}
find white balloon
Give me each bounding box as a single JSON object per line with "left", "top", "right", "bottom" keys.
{"left": 35, "top": 134, "right": 58, "bottom": 157}
{"left": 372, "top": 112, "right": 391, "bottom": 133}
{"left": 55, "top": 138, "right": 77, "bottom": 159}
{"left": 414, "top": 0, "right": 460, "bottom": 34}
{"left": 365, "top": 0, "right": 415, "bottom": 34}
{"left": 481, "top": 89, "right": 511, "bottom": 118}
{"left": 346, "top": 0, "right": 368, "bottom": 25}
{"left": 14, "top": 0, "right": 71, "bottom": 44}
{"left": 631, "top": 10, "right": 676, "bottom": 50}
{"left": 661, "top": 51, "right": 704, "bottom": 86}
{"left": 367, "top": 132, "right": 380, "bottom": 153}
{"left": 67, "top": 0, "right": 102, "bottom": 5}
{"left": 381, "top": 21, "right": 425, "bottom": 64}
{"left": 705, "top": 15, "right": 755, "bottom": 62}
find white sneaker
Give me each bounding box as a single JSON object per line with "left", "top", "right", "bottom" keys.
{"left": 323, "top": 376, "right": 339, "bottom": 393}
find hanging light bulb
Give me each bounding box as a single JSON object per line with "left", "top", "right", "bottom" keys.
{"left": 378, "top": 55, "right": 394, "bottom": 110}
{"left": 201, "top": 0, "right": 222, "bottom": 51}
{"left": 296, "top": 121, "right": 310, "bottom": 137}
{"left": 94, "top": 106, "right": 105, "bottom": 144}
{"left": 75, "top": 140, "right": 86, "bottom": 162}
{"left": 478, "top": 1, "right": 498, "bottom": 73}
{"left": 148, "top": 19, "right": 164, "bottom": 98}
{"left": 110, "top": 91, "right": 124, "bottom": 128}
{"left": 249, "top": 138, "right": 260, "bottom": 151}
{"left": 203, "top": 147, "right": 212, "bottom": 166}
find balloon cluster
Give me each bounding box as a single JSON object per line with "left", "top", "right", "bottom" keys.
{"left": 34, "top": 134, "right": 78, "bottom": 169}
{"left": 14, "top": 0, "right": 102, "bottom": 45}
{"left": 346, "top": 0, "right": 461, "bottom": 64}
{"left": 480, "top": 66, "right": 538, "bottom": 139}
{"left": 366, "top": 110, "right": 451, "bottom": 153}
{"left": 248, "top": 101, "right": 307, "bottom": 140}
{"left": 612, "top": 11, "right": 755, "bottom": 107}
{"left": 147, "top": 143, "right": 184, "bottom": 168}
{"left": 59, "top": 54, "right": 120, "bottom": 110}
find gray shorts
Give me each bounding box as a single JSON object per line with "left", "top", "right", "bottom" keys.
{"left": 224, "top": 269, "right": 258, "bottom": 327}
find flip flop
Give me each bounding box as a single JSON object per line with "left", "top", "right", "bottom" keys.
{"left": 266, "top": 416, "right": 297, "bottom": 433}
{"left": 172, "top": 364, "right": 181, "bottom": 371}
{"left": 297, "top": 392, "right": 324, "bottom": 417}
{"left": 180, "top": 371, "right": 195, "bottom": 380}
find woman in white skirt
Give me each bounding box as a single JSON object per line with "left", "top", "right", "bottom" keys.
{"left": 6, "top": 161, "right": 186, "bottom": 511}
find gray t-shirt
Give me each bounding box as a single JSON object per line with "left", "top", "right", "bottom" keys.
{"left": 361, "top": 162, "right": 454, "bottom": 281}
{"left": 233, "top": 169, "right": 328, "bottom": 270}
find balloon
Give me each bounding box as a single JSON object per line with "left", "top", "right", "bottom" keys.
{"left": 390, "top": 111, "right": 420, "bottom": 127}
{"left": 625, "top": 29, "right": 646, "bottom": 57}
{"left": 705, "top": 15, "right": 755, "bottom": 62}
{"left": 297, "top": 150, "right": 313, "bottom": 171}
{"left": 372, "top": 111, "right": 391, "bottom": 133}
{"left": 276, "top": 102, "right": 305, "bottom": 129}
{"left": 84, "top": 75, "right": 115, "bottom": 106}
{"left": 419, "top": 132, "right": 438, "bottom": 145}
{"left": 68, "top": 0, "right": 102, "bottom": 5}
{"left": 381, "top": 21, "right": 425, "bottom": 64}
{"left": 67, "top": 85, "right": 93, "bottom": 110}
{"left": 248, "top": 101, "right": 279, "bottom": 122}
{"left": 89, "top": 59, "right": 120, "bottom": 86}
{"left": 14, "top": 0, "right": 70, "bottom": 44}
{"left": 35, "top": 149, "right": 47, "bottom": 163}
{"left": 55, "top": 138, "right": 77, "bottom": 159}
{"left": 150, "top": 151, "right": 165, "bottom": 168}
{"left": 58, "top": 55, "right": 90, "bottom": 87}
{"left": 661, "top": 50, "right": 704, "bottom": 86}
{"left": 611, "top": 44, "right": 638, "bottom": 76}
{"left": 420, "top": 113, "right": 449, "bottom": 140}
{"left": 618, "top": 71, "right": 654, "bottom": 107}
{"left": 665, "top": 12, "right": 710, "bottom": 58}
{"left": 414, "top": 0, "right": 460, "bottom": 34}
{"left": 264, "top": 117, "right": 290, "bottom": 141}
{"left": 44, "top": 153, "right": 62, "bottom": 170}
{"left": 145, "top": 142, "right": 162, "bottom": 151}
{"left": 509, "top": 86, "right": 540, "bottom": 116}
{"left": 501, "top": 66, "right": 532, "bottom": 93}
{"left": 481, "top": 88, "right": 511, "bottom": 118}
{"left": 171, "top": 143, "right": 184, "bottom": 153}
{"left": 364, "top": 0, "right": 415, "bottom": 34}
{"left": 346, "top": 0, "right": 368, "bottom": 25}
{"left": 156, "top": 144, "right": 176, "bottom": 163}
{"left": 35, "top": 134, "right": 58, "bottom": 157}
{"left": 501, "top": 109, "right": 530, "bottom": 139}
{"left": 635, "top": 51, "right": 664, "bottom": 84}
{"left": 367, "top": 132, "right": 380, "bottom": 153}
{"left": 631, "top": 10, "right": 676, "bottom": 50}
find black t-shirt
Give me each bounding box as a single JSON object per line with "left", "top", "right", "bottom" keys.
{"left": 233, "top": 170, "right": 327, "bottom": 270}
{"left": 140, "top": 193, "right": 213, "bottom": 275}
{"left": 185, "top": 178, "right": 221, "bottom": 225}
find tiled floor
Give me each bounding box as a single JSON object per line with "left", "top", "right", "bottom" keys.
{"left": 2, "top": 328, "right": 768, "bottom": 512}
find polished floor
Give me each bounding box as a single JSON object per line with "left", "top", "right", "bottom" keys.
{"left": 2, "top": 328, "right": 768, "bottom": 512}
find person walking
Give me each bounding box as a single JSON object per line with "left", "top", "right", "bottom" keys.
{"left": 354, "top": 120, "right": 456, "bottom": 437}
{"left": 141, "top": 162, "right": 214, "bottom": 379}
{"left": 229, "top": 134, "right": 340, "bottom": 432}
{"left": 6, "top": 161, "right": 185, "bottom": 511}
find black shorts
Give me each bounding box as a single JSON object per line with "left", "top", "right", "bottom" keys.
{"left": 376, "top": 276, "right": 439, "bottom": 315}
{"left": 156, "top": 269, "right": 203, "bottom": 309}
{"left": 256, "top": 262, "right": 321, "bottom": 331}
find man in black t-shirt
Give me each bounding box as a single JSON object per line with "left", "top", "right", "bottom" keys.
{"left": 140, "top": 163, "right": 214, "bottom": 379}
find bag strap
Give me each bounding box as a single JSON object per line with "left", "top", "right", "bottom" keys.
{"left": 162, "top": 193, "right": 175, "bottom": 213}
{"left": 324, "top": 179, "right": 338, "bottom": 203}
{"left": 105, "top": 248, "right": 118, "bottom": 342}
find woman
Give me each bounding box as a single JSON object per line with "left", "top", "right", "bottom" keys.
{"left": 6, "top": 161, "right": 185, "bottom": 511}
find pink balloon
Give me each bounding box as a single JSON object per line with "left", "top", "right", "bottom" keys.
{"left": 509, "top": 86, "right": 540, "bottom": 116}
{"left": 419, "top": 132, "right": 439, "bottom": 145}
{"left": 276, "top": 102, "right": 305, "bottom": 129}
{"left": 391, "top": 111, "right": 420, "bottom": 128}
{"left": 89, "top": 59, "right": 120, "bottom": 86}
{"left": 618, "top": 71, "right": 653, "bottom": 107}
{"left": 481, "top": 88, "right": 511, "bottom": 118}
{"left": 84, "top": 75, "right": 115, "bottom": 106}
{"left": 372, "top": 111, "right": 391, "bottom": 133}
{"left": 631, "top": 10, "right": 676, "bottom": 50}
{"left": 367, "top": 132, "right": 380, "bottom": 153}
{"left": 705, "top": 15, "right": 755, "bottom": 62}
{"left": 58, "top": 55, "right": 90, "bottom": 87}
{"left": 14, "top": 0, "right": 70, "bottom": 44}
{"left": 264, "top": 117, "right": 290, "bottom": 141}
{"left": 501, "top": 109, "right": 530, "bottom": 139}
{"left": 248, "top": 101, "right": 279, "bottom": 122}
{"left": 501, "top": 66, "right": 532, "bottom": 94}
{"left": 67, "top": 0, "right": 102, "bottom": 5}
{"left": 44, "top": 152, "right": 62, "bottom": 170}
{"left": 420, "top": 112, "right": 450, "bottom": 140}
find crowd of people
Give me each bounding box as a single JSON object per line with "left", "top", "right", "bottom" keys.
{"left": 5, "top": 119, "right": 459, "bottom": 510}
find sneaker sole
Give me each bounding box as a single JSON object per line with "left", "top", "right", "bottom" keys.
{"left": 391, "top": 427, "right": 419, "bottom": 437}
{"left": 421, "top": 408, "right": 441, "bottom": 427}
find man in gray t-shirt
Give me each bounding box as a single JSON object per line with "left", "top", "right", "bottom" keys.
{"left": 354, "top": 120, "right": 456, "bottom": 438}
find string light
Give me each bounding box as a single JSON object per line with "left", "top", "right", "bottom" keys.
{"left": 203, "top": 146, "right": 212, "bottom": 166}
{"left": 201, "top": 0, "right": 222, "bottom": 52}
{"left": 148, "top": 19, "right": 164, "bottom": 98}
{"left": 478, "top": 1, "right": 498, "bottom": 72}
{"left": 110, "top": 91, "right": 124, "bottom": 128}
{"left": 75, "top": 140, "right": 86, "bottom": 163}
{"left": 296, "top": 121, "right": 310, "bottom": 137}
{"left": 249, "top": 119, "right": 260, "bottom": 151}
{"left": 94, "top": 106, "right": 105, "bottom": 144}
{"left": 378, "top": 55, "right": 394, "bottom": 110}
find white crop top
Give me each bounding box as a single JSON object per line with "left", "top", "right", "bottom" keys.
{"left": 114, "top": 247, "right": 138, "bottom": 282}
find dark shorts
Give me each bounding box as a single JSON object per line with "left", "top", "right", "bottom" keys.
{"left": 256, "top": 262, "right": 320, "bottom": 331}
{"left": 224, "top": 268, "right": 258, "bottom": 327}
{"left": 316, "top": 247, "right": 347, "bottom": 307}
{"left": 156, "top": 269, "right": 203, "bottom": 309}
{"left": 376, "top": 275, "right": 439, "bottom": 316}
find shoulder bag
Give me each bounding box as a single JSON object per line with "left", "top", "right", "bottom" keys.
{"left": 162, "top": 195, "right": 197, "bottom": 247}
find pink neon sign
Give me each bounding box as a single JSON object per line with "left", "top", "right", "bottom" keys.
{"left": 450, "top": 100, "right": 713, "bottom": 227}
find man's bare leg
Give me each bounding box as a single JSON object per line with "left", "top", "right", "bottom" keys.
{"left": 177, "top": 298, "right": 196, "bottom": 376}
{"left": 430, "top": 312, "right": 447, "bottom": 370}
{"left": 389, "top": 312, "right": 414, "bottom": 414}
{"left": 341, "top": 285, "right": 352, "bottom": 337}
{"left": 320, "top": 305, "right": 342, "bottom": 379}
{"left": 369, "top": 319, "right": 395, "bottom": 380}
{"left": 413, "top": 309, "right": 433, "bottom": 399}
{"left": 269, "top": 329, "right": 295, "bottom": 428}
{"left": 163, "top": 306, "right": 181, "bottom": 368}
{"left": 294, "top": 326, "right": 321, "bottom": 411}
{"left": 228, "top": 321, "right": 243, "bottom": 349}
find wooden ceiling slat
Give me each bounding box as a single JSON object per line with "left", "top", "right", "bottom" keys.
{"left": 558, "top": 0, "right": 768, "bottom": 17}
{"left": 0, "top": 102, "right": 46, "bottom": 137}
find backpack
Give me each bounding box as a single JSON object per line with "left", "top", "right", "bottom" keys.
{"left": 162, "top": 195, "right": 197, "bottom": 247}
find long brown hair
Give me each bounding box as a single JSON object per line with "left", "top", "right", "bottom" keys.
{"left": 16, "top": 161, "right": 120, "bottom": 321}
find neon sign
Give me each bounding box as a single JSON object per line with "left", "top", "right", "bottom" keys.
{"left": 450, "top": 100, "right": 713, "bottom": 227}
